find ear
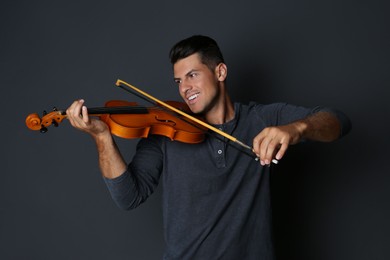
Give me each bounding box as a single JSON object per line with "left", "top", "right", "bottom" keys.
{"left": 216, "top": 63, "right": 228, "bottom": 81}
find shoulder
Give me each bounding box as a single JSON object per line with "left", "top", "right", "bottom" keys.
{"left": 236, "top": 101, "right": 289, "bottom": 116}
{"left": 235, "top": 101, "right": 315, "bottom": 126}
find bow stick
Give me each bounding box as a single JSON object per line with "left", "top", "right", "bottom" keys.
{"left": 115, "top": 79, "right": 278, "bottom": 164}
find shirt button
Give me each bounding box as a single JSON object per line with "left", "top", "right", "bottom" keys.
{"left": 218, "top": 150, "right": 223, "bottom": 154}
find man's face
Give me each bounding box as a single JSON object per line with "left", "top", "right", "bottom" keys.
{"left": 173, "top": 53, "right": 220, "bottom": 114}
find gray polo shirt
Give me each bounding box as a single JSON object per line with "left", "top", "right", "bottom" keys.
{"left": 104, "top": 102, "right": 350, "bottom": 260}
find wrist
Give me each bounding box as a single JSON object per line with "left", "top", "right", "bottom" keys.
{"left": 93, "top": 130, "right": 113, "bottom": 146}
{"left": 293, "top": 120, "right": 308, "bottom": 142}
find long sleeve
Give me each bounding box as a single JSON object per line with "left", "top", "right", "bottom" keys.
{"left": 103, "top": 135, "right": 164, "bottom": 210}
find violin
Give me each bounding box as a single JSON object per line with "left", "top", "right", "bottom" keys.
{"left": 26, "top": 79, "right": 278, "bottom": 164}
{"left": 26, "top": 100, "right": 206, "bottom": 144}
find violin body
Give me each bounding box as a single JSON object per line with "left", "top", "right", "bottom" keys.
{"left": 100, "top": 100, "right": 206, "bottom": 143}
{"left": 26, "top": 100, "right": 206, "bottom": 144}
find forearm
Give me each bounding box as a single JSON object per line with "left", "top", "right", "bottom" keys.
{"left": 253, "top": 106, "right": 350, "bottom": 165}
{"left": 295, "top": 111, "right": 342, "bottom": 142}
{"left": 93, "top": 132, "right": 127, "bottom": 179}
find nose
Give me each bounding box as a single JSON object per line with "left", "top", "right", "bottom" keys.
{"left": 179, "top": 79, "right": 192, "bottom": 95}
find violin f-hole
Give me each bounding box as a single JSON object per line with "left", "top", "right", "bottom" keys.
{"left": 154, "top": 116, "right": 176, "bottom": 126}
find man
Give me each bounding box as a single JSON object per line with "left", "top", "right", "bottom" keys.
{"left": 66, "top": 35, "right": 350, "bottom": 259}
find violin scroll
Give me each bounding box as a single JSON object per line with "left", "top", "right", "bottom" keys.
{"left": 26, "top": 108, "right": 67, "bottom": 133}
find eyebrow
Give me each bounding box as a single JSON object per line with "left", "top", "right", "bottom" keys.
{"left": 174, "top": 69, "right": 198, "bottom": 81}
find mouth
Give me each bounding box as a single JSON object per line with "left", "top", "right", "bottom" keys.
{"left": 187, "top": 93, "right": 200, "bottom": 103}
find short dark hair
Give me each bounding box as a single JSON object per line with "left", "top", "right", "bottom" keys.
{"left": 169, "top": 35, "right": 225, "bottom": 71}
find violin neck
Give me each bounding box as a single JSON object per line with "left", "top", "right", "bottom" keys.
{"left": 87, "top": 106, "right": 149, "bottom": 115}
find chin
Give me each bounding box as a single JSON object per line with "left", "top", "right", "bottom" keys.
{"left": 188, "top": 106, "right": 203, "bottom": 115}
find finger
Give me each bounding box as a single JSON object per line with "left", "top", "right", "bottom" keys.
{"left": 275, "top": 142, "right": 289, "bottom": 160}
{"left": 259, "top": 137, "right": 273, "bottom": 165}
{"left": 81, "top": 105, "right": 90, "bottom": 124}
{"left": 67, "top": 99, "right": 84, "bottom": 126}
{"left": 67, "top": 100, "right": 80, "bottom": 117}
{"left": 264, "top": 139, "right": 279, "bottom": 165}
{"left": 252, "top": 135, "right": 264, "bottom": 157}
{"left": 66, "top": 100, "right": 78, "bottom": 116}
{"left": 73, "top": 99, "right": 84, "bottom": 117}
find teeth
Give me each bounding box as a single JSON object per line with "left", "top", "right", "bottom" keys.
{"left": 188, "top": 93, "right": 199, "bottom": 101}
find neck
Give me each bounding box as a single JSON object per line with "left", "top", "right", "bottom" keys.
{"left": 204, "top": 90, "right": 235, "bottom": 125}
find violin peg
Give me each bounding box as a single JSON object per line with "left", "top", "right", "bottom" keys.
{"left": 52, "top": 120, "right": 59, "bottom": 127}
{"left": 40, "top": 126, "right": 48, "bottom": 133}
{"left": 43, "top": 110, "right": 47, "bottom": 116}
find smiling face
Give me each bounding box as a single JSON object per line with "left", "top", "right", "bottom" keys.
{"left": 173, "top": 53, "right": 227, "bottom": 116}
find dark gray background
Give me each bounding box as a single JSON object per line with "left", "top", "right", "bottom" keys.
{"left": 1, "top": 0, "right": 389, "bottom": 259}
